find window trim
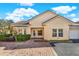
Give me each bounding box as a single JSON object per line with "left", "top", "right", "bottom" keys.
{"left": 38, "top": 30, "right": 43, "bottom": 36}
{"left": 52, "top": 29, "right": 57, "bottom": 37}
{"left": 33, "top": 30, "right": 36, "bottom": 36}
{"left": 52, "top": 29, "right": 63, "bottom": 37}
{"left": 58, "top": 29, "right": 63, "bottom": 37}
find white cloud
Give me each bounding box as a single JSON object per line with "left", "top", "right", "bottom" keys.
{"left": 5, "top": 8, "right": 39, "bottom": 22}
{"left": 20, "top": 3, "right": 34, "bottom": 6}
{"left": 52, "top": 6, "right": 77, "bottom": 14}
{"left": 5, "top": 16, "right": 22, "bottom": 22}
{"left": 71, "top": 18, "right": 79, "bottom": 22}
{"left": 66, "top": 14, "right": 76, "bottom": 17}
{"left": 72, "top": 6, "right": 77, "bottom": 10}
{"left": 70, "top": 14, "right": 76, "bottom": 17}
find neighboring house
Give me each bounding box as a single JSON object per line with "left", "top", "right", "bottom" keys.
{"left": 0, "top": 26, "right": 10, "bottom": 34}
{"left": 11, "top": 10, "right": 79, "bottom": 40}
{"left": 11, "top": 21, "right": 29, "bottom": 35}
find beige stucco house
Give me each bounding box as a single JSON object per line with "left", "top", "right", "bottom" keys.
{"left": 11, "top": 10, "right": 79, "bottom": 40}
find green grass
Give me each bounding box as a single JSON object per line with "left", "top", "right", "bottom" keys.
{"left": 49, "top": 40, "right": 70, "bottom": 43}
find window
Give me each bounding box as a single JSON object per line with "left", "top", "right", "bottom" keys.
{"left": 33, "top": 30, "right": 36, "bottom": 36}
{"left": 58, "top": 29, "right": 63, "bottom": 37}
{"left": 18, "top": 28, "right": 22, "bottom": 34}
{"left": 18, "top": 29, "right": 22, "bottom": 32}
{"left": 52, "top": 29, "right": 57, "bottom": 37}
{"left": 52, "top": 29, "right": 63, "bottom": 37}
{"left": 38, "top": 30, "right": 43, "bottom": 36}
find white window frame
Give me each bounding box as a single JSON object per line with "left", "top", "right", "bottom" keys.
{"left": 52, "top": 28, "right": 63, "bottom": 37}
{"left": 58, "top": 29, "right": 63, "bottom": 37}
{"left": 52, "top": 29, "right": 57, "bottom": 37}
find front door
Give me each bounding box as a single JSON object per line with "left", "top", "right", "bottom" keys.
{"left": 31, "top": 28, "right": 43, "bottom": 38}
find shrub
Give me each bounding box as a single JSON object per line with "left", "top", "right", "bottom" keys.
{"left": 16, "top": 34, "right": 31, "bottom": 42}
{"left": 0, "top": 34, "right": 13, "bottom": 41}
{"left": 4, "top": 34, "right": 12, "bottom": 37}
{"left": 0, "top": 35, "right": 7, "bottom": 41}
{"left": 26, "top": 34, "right": 31, "bottom": 39}
{"left": 0, "top": 34, "right": 31, "bottom": 42}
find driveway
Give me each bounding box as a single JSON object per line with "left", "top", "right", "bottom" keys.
{"left": 0, "top": 40, "right": 55, "bottom": 56}
{"left": 53, "top": 43, "right": 79, "bottom": 56}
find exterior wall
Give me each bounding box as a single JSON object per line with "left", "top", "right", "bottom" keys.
{"left": 26, "top": 26, "right": 31, "bottom": 34}
{"left": 31, "top": 28, "right": 44, "bottom": 38}
{"left": 12, "top": 26, "right": 28, "bottom": 34}
{"left": 43, "top": 16, "right": 73, "bottom": 40}
{"left": 30, "top": 11, "right": 56, "bottom": 27}
{"left": 29, "top": 11, "right": 56, "bottom": 38}
{"left": 11, "top": 11, "right": 77, "bottom": 40}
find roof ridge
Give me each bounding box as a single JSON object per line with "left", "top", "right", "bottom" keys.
{"left": 26, "top": 10, "right": 56, "bottom": 22}
{"left": 42, "top": 15, "right": 58, "bottom": 24}
{"left": 42, "top": 15, "right": 74, "bottom": 24}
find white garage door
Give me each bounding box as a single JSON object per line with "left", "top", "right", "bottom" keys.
{"left": 70, "top": 30, "right": 79, "bottom": 39}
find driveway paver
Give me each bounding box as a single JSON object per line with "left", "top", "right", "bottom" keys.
{"left": 0, "top": 40, "right": 55, "bottom": 56}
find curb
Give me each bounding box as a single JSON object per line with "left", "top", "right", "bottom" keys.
{"left": 52, "top": 48, "right": 58, "bottom": 56}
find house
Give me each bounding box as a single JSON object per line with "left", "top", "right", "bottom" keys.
{"left": 0, "top": 26, "right": 10, "bottom": 34}
{"left": 11, "top": 10, "right": 79, "bottom": 40}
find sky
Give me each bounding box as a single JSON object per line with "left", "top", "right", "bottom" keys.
{"left": 0, "top": 3, "right": 79, "bottom": 22}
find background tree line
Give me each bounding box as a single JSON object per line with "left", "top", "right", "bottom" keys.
{"left": 0, "top": 19, "right": 14, "bottom": 34}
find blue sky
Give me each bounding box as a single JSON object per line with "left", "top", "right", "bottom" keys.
{"left": 0, "top": 3, "right": 79, "bottom": 22}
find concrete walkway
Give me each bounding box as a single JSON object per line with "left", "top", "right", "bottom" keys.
{"left": 0, "top": 40, "right": 55, "bottom": 56}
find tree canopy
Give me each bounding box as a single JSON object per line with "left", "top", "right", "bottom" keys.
{"left": 0, "top": 19, "right": 14, "bottom": 27}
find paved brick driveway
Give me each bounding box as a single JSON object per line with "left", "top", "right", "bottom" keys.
{"left": 0, "top": 40, "right": 55, "bottom": 56}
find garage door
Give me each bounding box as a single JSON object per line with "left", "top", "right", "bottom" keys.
{"left": 70, "top": 30, "right": 79, "bottom": 39}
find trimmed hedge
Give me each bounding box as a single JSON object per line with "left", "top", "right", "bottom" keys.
{"left": 16, "top": 34, "right": 31, "bottom": 42}
{"left": 0, "top": 34, "right": 31, "bottom": 42}
{"left": 0, "top": 34, "right": 12, "bottom": 41}
{"left": 0, "top": 35, "right": 7, "bottom": 41}
{"left": 4, "top": 34, "right": 12, "bottom": 37}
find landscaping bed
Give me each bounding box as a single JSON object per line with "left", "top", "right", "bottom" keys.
{"left": 49, "top": 40, "right": 71, "bottom": 43}
{"left": 0, "top": 34, "right": 31, "bottom": 42}
{"left": 0, "top": 34, "right": 14, "bottom": 41}
{"left": 16, "top": 34, "right": 31, "bottom": 42}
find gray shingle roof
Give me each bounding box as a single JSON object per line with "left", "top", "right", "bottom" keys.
{"left": 11, "top": 21, "right": 29, "bottom": 26}
{"left": 11, "top": 10, "right": 75, "bottom": 26}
